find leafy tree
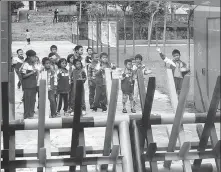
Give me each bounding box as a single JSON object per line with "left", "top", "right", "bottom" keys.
{"left": 11, "top": 1, "right": 24, "bottom": 12}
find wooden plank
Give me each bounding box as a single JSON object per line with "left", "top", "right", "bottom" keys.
{"left": 119, "top": 121, "right": 134, "bottom": 172}
{"left": 110, "top": 145, "right": 120, "bottom": 172}
{"left": 79, "top": 130, "right": 87, "bottom": 172}
{"left": 166, "top": 69, "right": 178, "bottom": 113}
{"left": 193, "top": 76, "right": 220, "bottom": 168}
{"left": 38, "top": 79, "right": 47, "bottom": 172}
{"left": 146, "top": 143, "right": 157, "bottom": 161}
{"left": 101, "top": 79, "right": 119, "bottom": 170}
{"left": 105, "top": 68, "right": 112, "bottom": 103}
{"left": 39, "top": 148, "right": 46, "bottom": 165}
{"left": 164, "top": 75, "right": 190, "bottom": 168}
{"left": 212, "top": 140, "right": 220, "bottom": 158}
{"left": 70, "top": 80, "right": 84, "bottom": 172}
{"left": 138, "top": 76, "right": 158, "bottom": 171}
{"left": 179, "top": 142, "right": 191, "bottom": 158}
{"left": 112, "top": 129, "right": 123, "bottom": 172}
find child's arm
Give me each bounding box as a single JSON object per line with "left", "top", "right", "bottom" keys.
{"left": 156, "top": 47, "right": 176, "bottom": 70}
{"left": 82, "top": 70, "right": 87, "bottom": 83}
{"left": 20, "top": 63, "right": 37, "bottom": 79}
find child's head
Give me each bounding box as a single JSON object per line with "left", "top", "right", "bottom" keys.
{"left": 124, "top": 59, "right": 132, "bottom": 69}
{"left": 134, "top": 54, "right": 143, "bottom": 64}
{"left": 73, "top": 59, "right": 83, "bottom": 69}
{"left": 57, "top": 58, "right": 67, "bottom": 68}
{"left": 131, "top": 58, "right": 136, "bottom": 66}
{"left": 100, "top": 52, "right": 108, "bottom": 63}
{"left": 42, "top": 57, "right": 51, "bottom": 69}
{"left": 25, "top": 50, "right": 36, "bottom": 64}
{"left": 74, "top": 45, "right": 83, "bottom": 56}
{"left": 48, "top": 52, "right": 57, "bottom": 63}
{"left": 50, "top": 45, "right": 58, "bottom": 53}
{"left": 87, "top": 47, "right": 93, "bottom": 55}
{"left": 67, "top": 54, "right": 75, "bottom": 64}
{"left": 172, "top": 49, "right": 181, "bottom": 61}
{"left": 17, "top": 49, "right": 24, "bottom": 58}
{"left": 26, "top": 29, "right": 29, "bottom": 32}
{"left": 92, "top": 52, "right": 99, "bottom": 62}
{"left": 35, "top": 56, "right": 40, "bottom": 64}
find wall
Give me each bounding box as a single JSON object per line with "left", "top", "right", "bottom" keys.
{"left": 194, "top": 0, "right": 220, "bottom": 112}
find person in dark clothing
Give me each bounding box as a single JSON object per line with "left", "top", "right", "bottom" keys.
{"left": 85, "top": 47, "right": 93, "bottom": 71}
{"left": 92, "top": 52, "right": 112, "bottom": 112}
{"left": 12, "top": 49, "right": 24, "bottom": 89}
{"left": 53, "top": 9, "right": 59, "bottom": 23}
{"left": 20, "top": 50, "right": 38, "bottom": 119}
{"left": 39, "top": 57, "right": 58, "bottom": 118}
{"left": 56, "top": 58, "right": 70, "bottom": 116}
{"left": 70, "top": 59, "right": 87, "bottom": 115}
{"left": 87, "top": 52, "right": 99, "bottom": 109}
{"left": 156, "top": 47, "right": 190, "bottom": 96}
{"left": 121, "top": 59, "right": 136, "bottom": 113}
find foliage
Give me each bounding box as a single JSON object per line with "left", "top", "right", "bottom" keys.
{"left": 86, "top": 2, "right": 105, "bottom": 19}
{"left": 11, "top": 1, "right": 24, "bottom": 12}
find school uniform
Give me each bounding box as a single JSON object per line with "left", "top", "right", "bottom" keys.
{"left": 38, "top": 68, "right": 57, "bottom": 117}
{"left": 160, "top": 53, "right": 189, "bottom": 95}
{"left": 87, "top": 60, "right": 98, "bottom": 108}
{"left": 121, "top": 68, "right": 135, "bottom": 108}
{"left": 20, "top": 62, "right": 37, "bottom": 119}
{"left": 70, "top": 68, "right": 87, "bottom": 111}
{"left": 93, "top": 62, "right": 111, "bottom": 111}
{"left": 57, "top": 68, "right": 70, "bottom": 112}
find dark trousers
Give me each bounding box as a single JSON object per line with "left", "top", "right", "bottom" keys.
{"left": 23, "top": 88, "right": 37, "bottom": 119}
{"left": 89, "top": 80, "right": 96, "bottom": 107}
{"left": 57, "top": 93, "right": 68, "bottom": 112}
{"left": 48, "top": 90, "right": 57, "bottom": 116}
{"left": 53, "top": 16, "right": 58, "bottom": 23}
{"left": 174, "top": 77, "right": 183, "bottom": 95}
{"left": 71, "top": 89, "right": 86, "bottom": 111}
{"left": 94, "top": 85, "right": 107, "bottom": 109}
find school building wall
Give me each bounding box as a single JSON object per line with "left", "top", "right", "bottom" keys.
{"left": 193, "top": 0, "right": 220, "bottom": 112}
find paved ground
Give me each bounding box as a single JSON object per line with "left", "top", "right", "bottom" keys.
{"left": 1, "top": 41, "right": 219, "bottom": 172}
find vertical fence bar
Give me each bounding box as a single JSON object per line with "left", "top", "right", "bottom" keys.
{"left": 101, "top": 79, "right": 119, "bottom": 170}
{"left": 0, "top": 2, "right": 2, "bottom": 167}
{"left": 79, "top": 129, "right": 88, "bottom": 172}
{"left": 116, "top": 19, "right": 120, "bottom": 67}
{"left": 100, "top": 19, "right": 103, "bottom": 52}
{"left": 77, "top": 17, "right": 79, "bottom": 45}
{"left": 92, "top": 20, "right": 94, "bottom": 51}
{"left": 132, "top": 16, "right": 135, "bottom": 57}
{"left": 96, "top": 17, "right": 99, "bottom": 54}
{"left": 107, "top": 18, "right": 110, "bottom": 61}
{"left": 113, "top": 129, "right": 123, "bottom": 172}
{"left": 69, "top": 80, "right": 84, "bottom": 172}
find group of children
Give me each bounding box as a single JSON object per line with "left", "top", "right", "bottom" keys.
{"left": 12, "top": 43, "right": 189, "bottom": 119}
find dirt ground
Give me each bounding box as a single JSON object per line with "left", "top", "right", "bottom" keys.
{"left": 1, "top": 41, "right": 220, "bottom": 172}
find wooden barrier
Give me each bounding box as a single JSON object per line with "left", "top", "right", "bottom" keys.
{"left": 1, "top": 69, "right": 220, "bottom": 172}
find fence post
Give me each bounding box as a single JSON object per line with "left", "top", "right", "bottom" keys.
{"left": 116, "top": 19, "right": 120, "bottom": 67}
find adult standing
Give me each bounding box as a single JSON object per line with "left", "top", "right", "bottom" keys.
{"left": 53, "top": 9, "right": 59, "bottom": 23}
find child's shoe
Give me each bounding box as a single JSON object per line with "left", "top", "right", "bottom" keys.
{"left": 122, "top": 108, "right": 127, "bottom": 113}
{"left": 131, "top": 108, "right": 136, "bottom": 113}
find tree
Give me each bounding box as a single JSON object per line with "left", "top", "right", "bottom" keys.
{"left": 11, "top": 1, "right": 24, "bottom": 12}
{"left": 117, "top": 1, "right": 130, "bottom": 54}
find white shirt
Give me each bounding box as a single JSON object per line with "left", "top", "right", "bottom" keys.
{"left": 26, "top": 32, "right": 31, "bottom": 39}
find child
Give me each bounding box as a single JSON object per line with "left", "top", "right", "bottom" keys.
{"left": 92, "top": 52, "right": 112, "bottom": 112}
{"left": 20, "top": 50, "right": 38, "bottom": 119}
{"left": 25, "top": 29, "right": 31, "bottom": 45}
{"left": 156, "top": 47, "right": 189, "bottom": 95}
{"left": 121, "top": 59, "right": 136, "bottom": 113}
{"left": 74, "top": 45, "right": 84, "bottom": 62}
{"left": 39, "top": 57, "right": 58, "bottom": 118}
{"left": 85, "top": 47, "right": 93, "bottom": 72}
{"left": 70, "top": 59, "right": 87, "bottom": 115}
{"left": 56, "top": 58, "right": 70, "bottom": 116}
{"left": 12, "top": 49, "right": 24, "bottom": 89}
{"left": 67, "top": 53, "right": 75, "bottom": 111}
{"left": 87, "top": 52, "right": 100, "bottom": 109}
{"left": 48, "top": 45, "right": 61, "bottom": 60}
{"left": 133, "top": 54, "right": 152, "bottom": 108}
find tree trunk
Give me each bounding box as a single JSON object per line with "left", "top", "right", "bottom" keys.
{"left": 79, "top": 0, "right": 82, "bottom": 21}
{"left": 123, "top": 10, "right": 126, "bottom": 54}
{"left": 163, "top": 9, "right": 167, "bottom": 54}
{"left": 139, "top": 27, "right": 143, "bottom": 40}
{"left": 147, "top": 13, "right": 156, "bottom": 59}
